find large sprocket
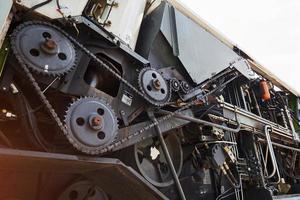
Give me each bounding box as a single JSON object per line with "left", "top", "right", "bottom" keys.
{"left": 11, "top": 21, "right": 77, "bottom": 76}
{"left": 64, "top": 97, "right": 118, "bottom": 155}
{"left": 138, "top": 68, "right": 171, "bottom": 105}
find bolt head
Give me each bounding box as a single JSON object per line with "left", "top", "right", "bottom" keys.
{"left": 40, "top": 38, "right": 58, "bottom": 54}
{"left": 88, "top": 114, "right": 104, "bottom": 131}
{"left": 152, "top": 79, "right": 161, "bottom": 90}
{"left": 44, "top": 38, "right": 57, "bottom": 50}
{"left": 91, "top": 116, "right": 102, "bottom": 127}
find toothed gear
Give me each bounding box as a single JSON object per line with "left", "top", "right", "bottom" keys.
{"left": 170, "top": 78, "right": 180, "bottom": 92}
{"left": 64, "top": 97, "right": 118, "bottom": 155}
{"left": 11, "top": 21, "right": 77, "bottom": 76}
{"left": 138, "top": 68, "right": 171, "bottom": 105}
{"left": 180, "top": 81, "right": 190, "bottom": 94}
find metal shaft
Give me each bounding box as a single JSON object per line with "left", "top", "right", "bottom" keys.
{"left": 148, "top": 111, "right": 187, "bottom": 200}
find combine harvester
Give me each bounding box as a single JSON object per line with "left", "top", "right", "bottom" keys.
{"left": 1, "top": 0, "right": 300, "bottom": 199}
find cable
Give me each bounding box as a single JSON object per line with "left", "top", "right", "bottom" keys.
{"left": 23, "top": 0, "right": 53, "bottom": 17}
{"left": 56, "top": 0, "right": 61, "bottom": 9}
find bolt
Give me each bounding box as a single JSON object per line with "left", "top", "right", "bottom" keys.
{"left": 44, "top": 38, "right": 57, "bottom": 50}
{"left": 152, "top": 79, "right": 161, "bottom": 90}
{"left": 184, "top": 83, "right": 189, "bottom": 89}
{"left": 120, "top": 110, "right": 126, "bottom": 116}
{"left": 40, "top": 38, "right": 58, "bottom": 54}
{"left": 105, "top": 21, "right": 112, "bottom": 27}
{"left": 91, "top": 116, "right": 102, "bottom": 127}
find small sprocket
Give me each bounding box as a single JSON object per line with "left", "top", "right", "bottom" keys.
{"left": 138, "top": 68, "right": 171, "bottom": 105}
{"left": 11, "top": 21, "right": 77, "bottom": 76}
{"left": 64, "top": 97, "right": 118, "bottom": 155}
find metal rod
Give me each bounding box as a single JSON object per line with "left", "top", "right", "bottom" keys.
{"left": 158, "top": 110, "right": 241, "bottom": 133}
{"left": 148, "top": 111, "right": 186, "bottom": 200}
{"left": 42, "top": 76, "right": 59, "bottom": 93}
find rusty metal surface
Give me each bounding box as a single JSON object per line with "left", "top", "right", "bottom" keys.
{"left": 0, "top": 148, "right": 167, "bottom": 200}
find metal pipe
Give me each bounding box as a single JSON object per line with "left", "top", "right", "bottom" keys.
{"left": 158, "top": 110, "right": 241, "bottom": 133}
{"left": 253, "top": 142, "right": 266, "bottom": 187}
{"left": 264, "top": 146, "right": 275, "bottom": 178}
{"left": 233, "top": 84, "right": 241, "bottom": 108}
{"left": 219, "top": 101, "right": 292, "bottom": 136}
{"left": 148, "top": 112, "right": 187, "bottom": 200}
{"left": 250, "top": 89, "right": 262, "bottom": 117}
{"left": 230, "top": 131, "right": 243, "bottom": 161}
{"left": 240, "top": 86, "right": 248, "bottom": 111}
{"left": 264, "top": 125, "right": 281, "bottom": 184}
{"left": 199, "top": 141, "right": 237, "bottom": 145}
{"left": 260, "top": 140, "right": 300, "bottom": 153}
{"left": 258, "top": 143, "right": 269, "bottom": 177}
{"left": 284, "top": 105, "right": 299, "bottom": 141}
{"left": 281, "top": 110, "right": 288, "bottom": 129}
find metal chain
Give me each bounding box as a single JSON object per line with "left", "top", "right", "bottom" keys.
{"left": 10, "top": 21, "right": 199, "bottom": 155}
{"left": 10, "top": 23, "right": 69, "bottom": 137}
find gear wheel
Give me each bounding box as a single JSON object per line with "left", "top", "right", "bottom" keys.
{"left": 180, "top": 81, "right": 190, "bottom": 94}
{"left": 170, "top": 78, "right": 181, "bottom": 92}
{"left": 64, "top": 97, "right": 118, "bottom": 155}
{"left": 11, "top": 21, "right": 77, "bottom": 76}
{"left": 138, "top": 68, "right": 171, "bottom": 105}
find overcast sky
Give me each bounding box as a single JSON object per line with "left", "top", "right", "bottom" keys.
{"left": 182, "top": 0, "right": 300, "bottom": 94}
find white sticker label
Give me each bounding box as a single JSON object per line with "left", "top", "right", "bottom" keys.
{"left": 121, "top": 93, "right": 133, "bottom": 106}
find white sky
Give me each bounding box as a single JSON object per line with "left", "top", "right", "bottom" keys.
{"left": 181, "top": 0, "right": 300, "bottom": 94}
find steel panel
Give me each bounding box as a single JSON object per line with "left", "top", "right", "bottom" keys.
{"left": 160, "top": 4, "right": 252, "bottom": 84}
{"left": 0, "top": 148, "right": 167, "bottom": 200}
